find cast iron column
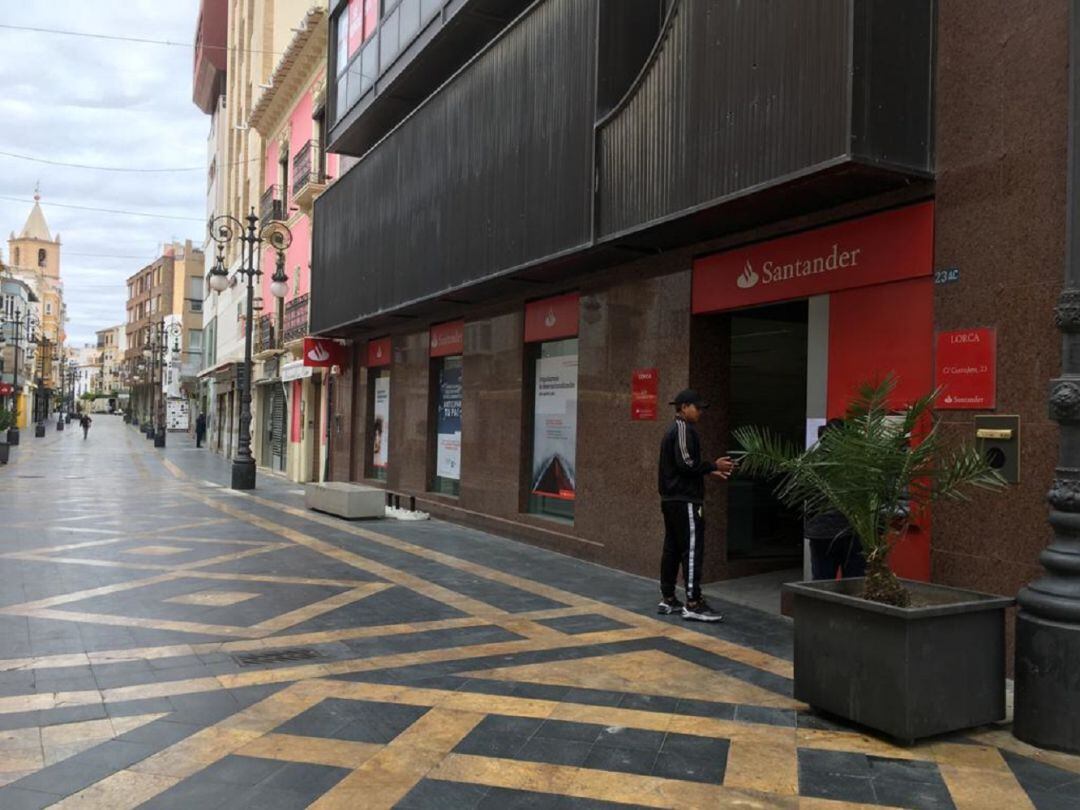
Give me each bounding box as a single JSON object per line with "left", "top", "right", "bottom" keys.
{"left": 233, "top": 213, "right": 258, "bottom": 489}
{"left": 8, "top": 310, "right": 22, "bottom": 445}
{"left": 208, "top": 209, "right": 291, "bottom": 492}
{"left": 1014, "top": 0, "right": 1080, "bottom": 754}
{"left": 154, "top": 320, "right": 167, "bottom": 448}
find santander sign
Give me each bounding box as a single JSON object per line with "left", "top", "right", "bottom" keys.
{"left": 692, "top": 202, "right": 934, "bottom": 314}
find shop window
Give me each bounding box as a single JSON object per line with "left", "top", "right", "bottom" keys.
{"left": 430, "top": 354, "right": 462, "bottom": 496}
{"left": 526, "top": 337, "right": 578, "bottom": 522}
{"left": 368, "top": 367, "right": 390, "bottom": 480}
{"left": 366, "top": 337, "right": 392, "bottom": 481}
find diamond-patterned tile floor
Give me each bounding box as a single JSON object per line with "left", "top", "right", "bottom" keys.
{"left": 0, "top": 418, "right": 1077, "bottom": 808}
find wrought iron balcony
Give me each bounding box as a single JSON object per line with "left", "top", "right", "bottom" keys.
{"left": 259, "top": 185, "right": 283, "bottom": 224}
{"left": 292, "top": 141, "right": 327, "bottom": 212}
{"left": 282, "top": 293, "right": 309, "bottom": 344}
{"left": 254, "top": 313, "right": 276, "bottom": 355}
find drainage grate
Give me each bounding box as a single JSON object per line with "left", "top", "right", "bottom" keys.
{"left": 233, "top": 647, "right": 324, "bottom": 667}
{"left": 17, "top": 475, "right": 44, "bottom": 479}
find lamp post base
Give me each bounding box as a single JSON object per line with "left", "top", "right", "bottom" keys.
{"left": 34, "top": 423, "right": 45, "bottom": 438}
{"left": 154, "top": 428, "right": 166, "bottom": 448}
{"left": 231, "top": 458, "right": 256, "bottom": 490}
{"left": 8, "top": 428, "right": 19, "bottom": 445}
{"left": 1014, "top": 610, "right": 1080, "bottom": 754}
{"left": 56, "top": 418, "right": 64, "bottom": 431}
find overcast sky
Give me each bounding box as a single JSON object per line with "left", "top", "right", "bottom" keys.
{"left": 0, "top": 0, "right": 207, "bottom": 346}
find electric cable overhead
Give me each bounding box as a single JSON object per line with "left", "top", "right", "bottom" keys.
{"left": 0, "top": 195, "right": 203, "bottom": 223}
{"left": 0, "top": 150, "right": 263, "bottom": 173}
{"left": 0, "top": 22, "right": 286, "bottom": 57}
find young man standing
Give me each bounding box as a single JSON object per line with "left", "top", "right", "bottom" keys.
{"left": 657, "top": 389, "right": 735, "bottom": 622}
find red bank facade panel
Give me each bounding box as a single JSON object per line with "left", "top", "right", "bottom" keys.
{"left": 693, "top": 202, "right": 936, "bottom": 581}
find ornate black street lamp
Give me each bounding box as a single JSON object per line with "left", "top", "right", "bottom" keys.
{"left": 207, "top": 209, "right": 291, "bottom": 490}
{"left": 146, "top": 319, "right": 182, "bottom": 448}
{"left": 0, "top": 304, "right": 30, "bottom": 445}
{"left": 1015, "top": 2, "right": 1080, "bottom": 754}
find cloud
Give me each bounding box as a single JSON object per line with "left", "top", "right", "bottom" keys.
{"left": 0, "top": 0, "right": 208, "bottom": 347}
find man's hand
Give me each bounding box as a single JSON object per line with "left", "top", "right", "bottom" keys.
{"left": 715, "top": 457, "right": 736, "bottom": 475}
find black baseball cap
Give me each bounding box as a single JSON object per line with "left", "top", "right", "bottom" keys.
{"left": 670, "top": 389, "right": 709, "bottom": 408}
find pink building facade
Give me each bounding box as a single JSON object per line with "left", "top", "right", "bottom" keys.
{"left": 249, "top": 6, "right": 341, "bottom": 483}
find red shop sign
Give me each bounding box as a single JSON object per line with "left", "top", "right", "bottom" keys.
{"left": 0, "top": 383, "right": 12, "bottom": 396}
{"left": 524, "top": 293, "right": 579, "bottom": 343}
{"left": 692, "top": 202, "right": 934, "bottom": 314}
{"left": 429, "top": 320, "right": 464, "bottom": 358}
{"left": 302, "top": 337, "right": 345, "bottom": 368}
{"left": 367, "top": 337, "right": 392, "bottom": 368}
{"left": 631, "top": 368, "right": 659, "bottom": 421}
{"left": 935, "top": 328, "right": 996, "bottom": 410}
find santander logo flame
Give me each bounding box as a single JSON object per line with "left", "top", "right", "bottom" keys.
{"left": 736, "top": 261, "right": 760, "bottom": 290}
{"left": 307, "top": 343, "right": 330, "bottom": 363}
{"left": 544, "top": 309, "right": 557, "bottom": 328}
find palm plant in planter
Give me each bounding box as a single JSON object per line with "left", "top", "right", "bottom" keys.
{"left": 733, "top": 376, "right": 1005, "bottom": 606}
{"left": 732, "top": 376, "right": 1014, "bottom": 742}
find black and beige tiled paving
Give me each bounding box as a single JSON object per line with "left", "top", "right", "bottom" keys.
{"left": 0, "top": 419, "right": 1077, "bottom": 809}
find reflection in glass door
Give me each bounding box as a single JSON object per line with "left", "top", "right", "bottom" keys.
{"left": 727, "top": 301, "right": 808, "bottom": 562}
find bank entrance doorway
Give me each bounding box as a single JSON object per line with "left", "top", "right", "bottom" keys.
{"left": 726, "top": 300, "right": 811, "bottom": 566}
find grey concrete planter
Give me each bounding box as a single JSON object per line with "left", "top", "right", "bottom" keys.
{"left": 784, "top": 578, "right": 1013, "bottom": 743}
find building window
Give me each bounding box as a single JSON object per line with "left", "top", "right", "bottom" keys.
{"left": 430, "top": 354, "right": 462, "bottom": 496}
{"left": 45, "top": 302, "right": 52, "bottom": 315}
{"left": 523, "top": 294, "right": 581, "bottom": 523}
{"left": 526, "top": 338, "right": 578, "bottom": 521}
{"left": 189, "top": 330, "right": 203, "bottom": 353}
{"left": 365, "top": 337, "right": 391, "bottom": 481}
{"left": 37, "top": 249, "right": 46, "bottom": 267}
{"left": 13, "top": 248, "right": 19, "bottom": 266}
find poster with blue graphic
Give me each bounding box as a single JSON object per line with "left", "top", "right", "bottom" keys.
{"left": 436, "top": 363, "right": 462, "bottom": 480}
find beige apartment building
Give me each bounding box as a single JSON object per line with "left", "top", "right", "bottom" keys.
{"left": 123, "top": 242, "right": 204, "bottom": 432}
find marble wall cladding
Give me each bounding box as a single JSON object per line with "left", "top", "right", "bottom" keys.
{"left": 575, "top": 272, "right": 694, "bottom": 577}
{"left": 460, "top": 312, "right": 527, "bottom": 518}
{"left": 387, "top": 332, "right": 431, "bottom": 493}
{"left": 328, "top": 345, "right": 357, "bottom": 483}
{"left": 931, "top": 0, "right": 1066, "bottom": 597}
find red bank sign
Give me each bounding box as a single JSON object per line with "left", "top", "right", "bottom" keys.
{"left": 692, "top": 202, "right": 934, "bottom": 313}
{"left": 367, "top": 337, "right": 392, "bottom": 368}
{"left": 524, "top": 293, "right": 579, "bottom": 343}
{"left": 429, "top": 320, "right": 464, "bottom": 358}
{"left": 302, "top": 338, "right": 345, "bottom": 368}
{"left": 631, "top": 368, "right": 659, "bottom": 421}
{"left": 936, "top": 328, "right": 996, "bottom": 410}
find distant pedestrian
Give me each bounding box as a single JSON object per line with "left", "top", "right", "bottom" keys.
{"left": 657, "top": 389, "right": 735, "bottom": 622}
{"left": 195, "top": 413, "right": 206, "bottom": 448}
{"left": 80, "top": 413, "right": 92, "bottom": 440}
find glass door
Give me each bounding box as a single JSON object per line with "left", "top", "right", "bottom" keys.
{"left": 726, "top": 300, "right": 808, "bottom": 562}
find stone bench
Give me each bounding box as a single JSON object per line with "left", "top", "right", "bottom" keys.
{"left": 305, "top": 482, "right": 385, "bottom": 520}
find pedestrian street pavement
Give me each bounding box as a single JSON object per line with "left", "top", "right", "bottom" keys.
{"left": 0, "top": 417, "right": 1078, "bottom": 809}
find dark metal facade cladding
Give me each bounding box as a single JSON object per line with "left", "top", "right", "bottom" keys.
{"left": 314, "top": 0, "right": 934, "bottom": 333}
{"left": 596, "top": 0, "right": 853, "bottom": 240}
{"left": 312, "top": 0, "right": 596, "bottom": 334}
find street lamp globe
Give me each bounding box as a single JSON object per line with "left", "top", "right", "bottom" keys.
{"left": 209, "top": 270, "right": 229, "bottom": 293}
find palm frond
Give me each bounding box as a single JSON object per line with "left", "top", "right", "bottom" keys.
{"left": 733, "top": 377, "right": 1007, "bottom": 564}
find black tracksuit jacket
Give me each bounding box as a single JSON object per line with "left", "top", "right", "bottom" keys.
{"left": 657, "top": 417, "right": 717, "bottom": 504}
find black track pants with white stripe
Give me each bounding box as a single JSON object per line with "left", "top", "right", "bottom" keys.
{"left": 660, "top": 500, "right": 705, "bottom": 602}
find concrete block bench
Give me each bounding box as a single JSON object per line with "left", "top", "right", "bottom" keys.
{"left": 305, "top": 482, "right": 385, "bottom": 520}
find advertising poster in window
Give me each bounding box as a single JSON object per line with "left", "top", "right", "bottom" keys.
{"left": 531, "top": 355, "right": 578, "bottom": 500}
{"left": 436, "top": 364, "right": 462, "bottom": 480}
{"left": 373, "top": 375, "right": 390, "bottom": 469}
